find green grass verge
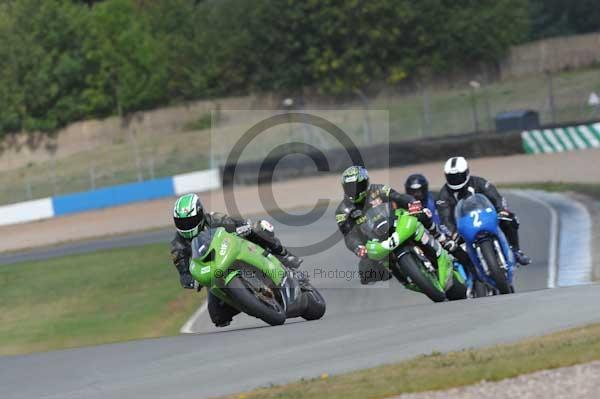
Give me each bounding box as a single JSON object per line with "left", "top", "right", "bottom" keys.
{"left": 0, "top": 243, "right": 202, "bottom": 356}
{"left": 222, "top": 323, "right": 600, "bottom": 399}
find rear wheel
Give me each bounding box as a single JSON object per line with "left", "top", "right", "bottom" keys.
{"left": 398, "top": 253, "right": 446, "bottom": 303}
{"left": 226, "top": 275, "right": 286, "bottom": 326}
{"left": 301, "top": 285, "right": 326, "bottom": 321}
{"left": 479, "top": 240, "right": 511, "bottom": 295}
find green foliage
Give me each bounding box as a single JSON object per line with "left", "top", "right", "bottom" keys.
{"left": 529, "top": 0, "right": 600, "bottom": 40}
{"left": 191, "top": 0, "right": 529, "bottom": 94}
{"left": 0, "top": 0, "right": 532, "bottom": 137}
{"left": 82, "top": 0, "right": 167, "bottom": 116}
{"left": 0, "top": 0, "right": 89, "bottom": 133}
{"left": 132, "top": 0, "right": 198, "bottom": 100}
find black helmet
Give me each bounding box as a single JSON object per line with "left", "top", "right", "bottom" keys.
{"left": 341, "top": 165, "right": 370, "bottom": 203}
{"left": 404, "top": 174, "right": 429, "bottom": 202}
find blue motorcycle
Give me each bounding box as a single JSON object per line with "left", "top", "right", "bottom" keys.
{"left": 455, "top": 194, "right": 515, "bottom": 295}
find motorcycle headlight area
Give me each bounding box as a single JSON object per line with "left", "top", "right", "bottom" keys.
{"left": 381, "top": 232, "right": 401, "bottom": 250}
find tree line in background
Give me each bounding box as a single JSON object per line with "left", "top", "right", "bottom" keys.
{"left": 529, "top": 0, "right": 600, "bottom": 40}
{"left": 0, "top": 0, "right": 597, "bottom": 137}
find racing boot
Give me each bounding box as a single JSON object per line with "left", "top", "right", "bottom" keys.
{"left": 214, "top": 320, "right": 231, "bottom": 328}
{"left": 293, "top": 269, "right": 311, "bottom": 290}
{"left": 208, "top": 293, "right": 239, "bottom": 328}
{"left": 275, "top": 247, "right": 303, "bottom": 270}
{"left": 512, "top": 247, "right": 531, "bottom": 266}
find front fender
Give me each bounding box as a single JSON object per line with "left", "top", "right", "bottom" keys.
{"left": 189, "top": 259, "right": 213, "bottom": 287}
{"left": 436, "top": 250, "right": 454, "bottom": 289}
{"left": 224, "top": 269, "right": 240, "bottom": 286}
{"left": 366, "top": 231, "right": 401, "bottom": 261}
{"left": 395, "top": 211, "right": 420, "bottom": 243}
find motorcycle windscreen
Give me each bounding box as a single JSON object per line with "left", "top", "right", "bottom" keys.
{"left": 189, "top": 228, "right": 220, "bottom": 286}
{"left": 191, "top": 228, "right": 218, "bottom": 260}
{"left": 455, "top": 194, "right": 499, "bottom": 243}
{"left": 360, "top": 203, "right": 395, "bottom": 241}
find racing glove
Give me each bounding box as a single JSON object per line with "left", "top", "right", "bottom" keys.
{"left": 498, "top": 209, "right": 512, "bottom": 220}
{"left": 180, "top": 273, "right": 197, "bottom": 290}
{"left": 436, "top": 228, "right": 459, "bottom": 252}
{"left": 355, "top": 245, "right": 368, "bottom": 258}
{"left": 407, "top": 200, "right": 423, "bottom": 215}
{"left": 235, "top": 219, "right": 253, "bottom": 237}
{"left": 442, "top": 239, "right": 458, "bottom": 252}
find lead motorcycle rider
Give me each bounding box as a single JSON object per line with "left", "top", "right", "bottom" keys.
{"left": 335, "top": 166, "right": 448, "bottom": 285}
{"left": 170, "top": 193, "right": 302, "bottom": 327}
{"left": 436, "top": 156, "right": 531, "bottom": 266}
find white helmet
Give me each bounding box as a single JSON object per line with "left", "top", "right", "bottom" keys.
{"left": 444, "top": 156, "right": 470, "bottom": 190}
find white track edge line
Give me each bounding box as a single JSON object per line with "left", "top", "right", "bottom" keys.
{"left": 180, "top": 301, "right": 208, "bottom": 334}
{"left": 510, "top": 190, "right": 558, "bottom": 289}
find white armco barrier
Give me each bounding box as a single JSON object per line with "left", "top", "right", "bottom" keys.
{"left": 0, "top": 168, "right": 222, "bottom": 227}
{"left": 0, "top": 197, "right": 55, "bottom": 226}
{"left": 173, "top": 168, "right": 221, "bottom": 195}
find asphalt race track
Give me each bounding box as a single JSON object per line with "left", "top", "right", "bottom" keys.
{"left": 1, "top": 193, "right": 599, "bottom": 399}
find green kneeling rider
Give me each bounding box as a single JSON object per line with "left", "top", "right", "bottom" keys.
{"left": 169, "top": 193, "right": 302, "bottom": 327}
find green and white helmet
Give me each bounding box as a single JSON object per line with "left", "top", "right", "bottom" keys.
{"left": 173, "top": 193, "right": 206, "bottom": 239}
{"left": 342, "top": 165, "right": 369, "bottom": 203}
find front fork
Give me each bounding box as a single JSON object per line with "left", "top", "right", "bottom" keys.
{"left": 475, "top": 238, "right": 508, "bottom": 276}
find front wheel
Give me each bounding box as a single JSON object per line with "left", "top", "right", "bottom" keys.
{"left": 446, "top": 276, "right": 468, "bottom": 301}
{"left": 479, "top": 240, "right": 511, "bottom": 295}
{"left": 397, "top": 253, "right": 446, "bottom": 303}
{"left": 226, "top": 276, "right": 286, "bottom": 326}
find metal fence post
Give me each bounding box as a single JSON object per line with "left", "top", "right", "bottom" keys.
{"left": 127, "top": 125, "right": 144, "bottom": 183}
{"left": 89, "top": 162, "right": 96, "bottom": 190}
{"left": 481, "top": 83, "right": 492, "bottom": 131}
{"left": 299, "top": 105, "right": 319, "bottom": 148}
{"left": 547, "top": 71, "right": 557, "bottom": 123}
{"left": 421, "top": 84, "right": 431, "bottom": 137}
{"left": 148, "top": 154, "right": 155, "bottom": 180}
{"left": 469, "top": 81, "right": 481, "bottom": 134}
{"left": 354, "top": 89, "right": 374, "bottom": 145}
{"left": 51, "top": 156, "right": 58, "bottom": 196}
{"left": 210, "top": 110, "right": 217, "bottom": 171}
{"left": 25, "top": 177, "right": 32, "bottom": 200}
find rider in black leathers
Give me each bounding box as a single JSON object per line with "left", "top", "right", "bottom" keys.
{"left": 436, "top": 156, "right": 531, "bottom": 266}
{"left": 335, "top": 166, "right": 447, "bottom": 285}
{"left": 170, "top": 193, "right": 301, "bottom": 327}
{"left": 404, "top": 173, "right": 480, "bottom": 280}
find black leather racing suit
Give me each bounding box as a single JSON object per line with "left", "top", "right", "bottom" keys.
{"left": 436, "top": 176, "right": 521, "bottom": 250}
{"left": 335, "top": 184, "right": 444, "bottom": 285}
{"left": 170, "top": 212, "right": 291, "bottom": 326}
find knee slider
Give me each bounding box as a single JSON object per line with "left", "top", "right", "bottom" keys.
{"left": 258, "top": 219, "right": 274, "bottom": 233}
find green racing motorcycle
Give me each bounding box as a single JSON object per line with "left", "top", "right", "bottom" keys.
{"left": 361, "top": 203, "right": 467, "bottom": 302}
{"left": 189, "top": 227, "right": 326, "bottom": 326}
